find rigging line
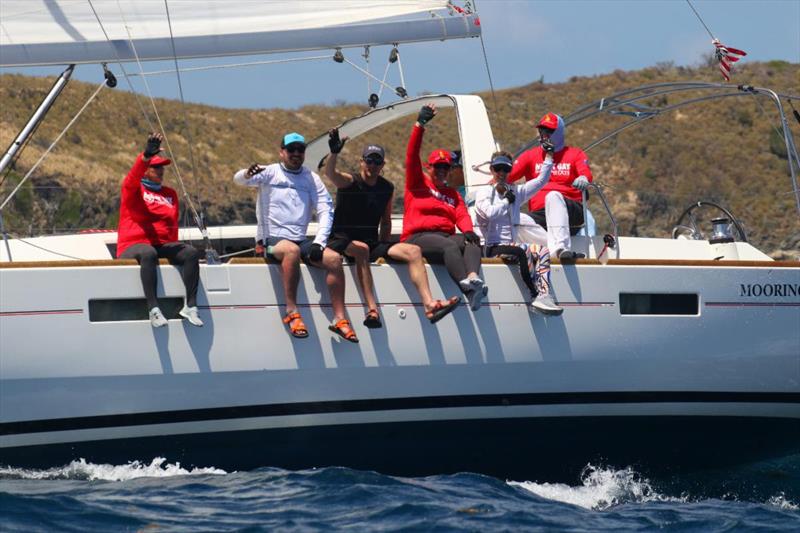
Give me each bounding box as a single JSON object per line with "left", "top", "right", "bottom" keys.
{"left": 129, "top": 55, "right": 330, "bottom": 77}
{"left": 0, "top": 81, "right": 106, "bottom": 212}
{"left": 472, "top": 0, "right": 504, "bottom": 143}
{"left": 163, "top": 0, "right": 204, "bottom": 218}
{"left": 87, "top": 0, "right": 156, "bottom": 133}
{"left": 342, "top": 58, "right": 401, "bottom": 95}
{"left": 685, "top": 0, "right": 716, "bottom": 40}
{"left": 4, "top": 233, "right": 86, "bottom": 260}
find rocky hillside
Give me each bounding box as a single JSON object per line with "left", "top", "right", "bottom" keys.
{"left": 1, "top": 60, "right": 798, "bottom": 258}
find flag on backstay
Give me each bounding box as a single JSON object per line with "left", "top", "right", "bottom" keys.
{"left": 712, "top": 39, "right": 747, "bottom": 81}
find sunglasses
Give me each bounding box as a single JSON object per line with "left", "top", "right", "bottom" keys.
{"left": 491, "top": 164, "right": 512, "bottom": 173}
{"left": 364, "top": 157, "right": 384, "bottom": 166}
{"left": 433, "top": 163, "right": 451, "bottom": 171}
{"left": 284, "top": 144, "right": 306, "bottom": 154}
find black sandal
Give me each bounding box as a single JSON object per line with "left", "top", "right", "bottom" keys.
{"left": 363, "top": 309, "right": 382, "bottom": 329}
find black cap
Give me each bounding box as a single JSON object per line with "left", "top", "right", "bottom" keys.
{"left": 362, "top": 144, "right": 385, "bottom": 159}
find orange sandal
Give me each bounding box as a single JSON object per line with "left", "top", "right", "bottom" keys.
{"left": 329, "top": 318, "right": 359, "bottom": 343}
{"left": 283, "top": 311, "right": 309, "bottom": 338}
{"left": 425, "top": 296, "right": 461, "bottom": 324}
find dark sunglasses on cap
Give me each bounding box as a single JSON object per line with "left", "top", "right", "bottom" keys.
{"left": 491, "top": 164, "right": 512, "bottom": 173}
{"left": 364, "top": 156, "right": 384, "bottom": 166}
{"left": 433, "top": 163, "right": 451, "bottom": 171}
{"left": 284, "top": 143, "right": 306, "bottom": 154}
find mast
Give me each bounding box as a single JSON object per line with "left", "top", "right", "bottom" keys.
{"left": 0, "top": 65, "right": 75, "bottom": 175}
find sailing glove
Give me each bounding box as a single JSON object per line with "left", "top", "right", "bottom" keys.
{"left": 572, "top": 176, "right": 590, "bottom": 191}
{"left": 417, "top": 106, "right": 435, "bottom": 126}
{"left": 463, "top": 231, "right": 481, "bottom": 246}
{"left": 541, "top": 139, "right": 555, "bottom": 154}
{"left": 247, "top": 164, "right": 264, "bottom": 177}
{"left": 308, "top": 243, "right": 324, "bottom": 263}
{"left": 504, "top": 188, "right": 516, "bottom": 204}
{"left": 143, "top": 133, "right": 162, "bottom": 158}
{"left": 328, "top": 128, "right": 348, "bottom": 154}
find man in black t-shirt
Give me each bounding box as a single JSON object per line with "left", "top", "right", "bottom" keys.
{"left": 325, "top": 129, "right": 459, "bottom": 328}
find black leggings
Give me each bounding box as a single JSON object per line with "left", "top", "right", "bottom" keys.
{"left": 405, "top": 232, "right": 481, "bottom": 291}
{"left": 486, "top": 244, "right": 537, "bottom": 297}
{"left": 120, "top": 242, "right": 200, "bottom": 308}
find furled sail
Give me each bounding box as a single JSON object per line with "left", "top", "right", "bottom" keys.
{"left": 0, "top": 0, "right": 480, "bottom": 67}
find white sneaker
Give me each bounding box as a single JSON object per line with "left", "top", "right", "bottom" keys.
{"left": 531, "top": 293, "right": 564, "bottom": 316}
{"left": 467, "top": 279, "right": 488, "bottom": 311}
{"left": 149, "top": 307, "right": 168, "bottom": 328}
{"left": 557, "top": 249, "right": 585, "bottom": 261}
{"left": 179, "top": 305, "right": 204, "bottom": 327}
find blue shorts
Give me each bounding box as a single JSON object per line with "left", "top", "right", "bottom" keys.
{"left": 262, "top": 237, "right": 315, "bottom": 263}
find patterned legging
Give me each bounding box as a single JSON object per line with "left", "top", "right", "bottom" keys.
{"left": 485, "top": 243, "right": 551, "bottom": 297}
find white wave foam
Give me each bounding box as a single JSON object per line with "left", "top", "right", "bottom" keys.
{"left": 0, "top": 457, "right": 227, "bottom": 481}
{"left": 509, "top": 464, "right": 684, "bottom": 510}
{"left": 767, "top": 493, "right": 800, "bottom": 511}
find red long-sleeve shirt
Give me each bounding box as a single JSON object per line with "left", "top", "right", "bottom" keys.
{"left": 509, "top": 146, "right": 593, "bottom": 211}
{"left": 401, "top": 124, "right": 473, "bottom": 241}
{"left": 116, "top": 153, "right": 179, "bottom": 257}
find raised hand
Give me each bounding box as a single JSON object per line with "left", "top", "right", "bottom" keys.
{"left": 328, "top": 128, "right": 348, "bottom": 154}
{"left": 541, "top": 139, "right": 555, "bottom": 154}
{"left": 143, "top": 132, "right": 163, "bottom": 158}
{"left": 247, "top": 163, "right": 265, "bottom": 177}
{"left": 417, "top": 104, "right": 436, "bottom": 126}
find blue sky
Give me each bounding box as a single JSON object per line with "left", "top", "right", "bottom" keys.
{"left": 3, "top": 0, "right": 798, "bottom": 109}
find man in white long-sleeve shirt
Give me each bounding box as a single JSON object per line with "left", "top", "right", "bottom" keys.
{"left": 233, "top": 132, "right": 358, "bottom": 342}
{"left": 474, "top": 149, "right": 563, "bottom": 315}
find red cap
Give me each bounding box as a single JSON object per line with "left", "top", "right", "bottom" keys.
{"left": 426, "top": 149, "right": 452, "bottom": 166}
{"left": 537, "top": 112, "right": 559, "bottom": 130}
{"left": 148, "top": 155, "right": 172, "bottom": 167}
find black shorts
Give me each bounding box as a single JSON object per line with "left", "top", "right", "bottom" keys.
{"left": 261, "top": 237, "right": 315, "bottom": 263}
{"left": 326, "top": 237, "right": 399, "bottom": 262}
{"left": 530, "top": 197, "right": 585, "bottom": 236}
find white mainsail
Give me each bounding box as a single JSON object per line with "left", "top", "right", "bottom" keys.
{"left": 0, "top": 0, "right": 480, "bottom": 67}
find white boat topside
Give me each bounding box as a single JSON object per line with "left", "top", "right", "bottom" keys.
{"left": 0, "top": 222, "right": 775, "bottom": 263}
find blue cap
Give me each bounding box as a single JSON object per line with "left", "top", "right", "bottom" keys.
{"left": 282, "top": 132, "right": 305, "bottom": 147}
{"left": 491, "top": 154, "right": 513, "bottom": 168}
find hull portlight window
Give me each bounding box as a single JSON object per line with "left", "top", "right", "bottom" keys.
{"left": 89, "top": 298, "right": 184, "bottom": 322}
{"left": 619, "top": 293, "right": 699, "bottom": 315}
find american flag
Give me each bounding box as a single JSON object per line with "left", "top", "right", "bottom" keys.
{"left": 713, "top": 39, "right": 747, "bottom": 81}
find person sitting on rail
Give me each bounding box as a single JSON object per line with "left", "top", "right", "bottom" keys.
{"left": 324, "top": 129, "right": 460, "bottom": 326}
{"left": 509, "top": 112, "right": 592, "bottom": 260}
{"left": 402, "top": 104, "right": 487, "bottom": 311}
{"left": 233, "top": 132, "right": 358, "bottom": 343}
{"left": 116, "top": 132, "right": 203, "bottom": 328}
{"left": 475, "top": 149, "right": 563, "bottom": 316}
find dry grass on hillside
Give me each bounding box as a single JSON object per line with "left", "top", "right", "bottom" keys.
{"left": 1, "top": 60, "right": 798, "bottom": 258}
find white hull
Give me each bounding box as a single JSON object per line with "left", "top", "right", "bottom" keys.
{"left": 2, "top": 234, "right": 798, "bottom": 475}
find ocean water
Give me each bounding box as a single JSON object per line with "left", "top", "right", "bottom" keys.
{"left": 2, "top": 456, "right": 799, "bottom": 531}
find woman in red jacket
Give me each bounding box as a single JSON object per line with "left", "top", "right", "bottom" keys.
{"left": 117, "top": 132, "right": 202, "bottom": 328}
{"left": 402, "top": 104, "right": 487, "bottom": 311}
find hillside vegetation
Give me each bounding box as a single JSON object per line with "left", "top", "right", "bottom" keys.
{"left": 1, "top": 60, "right": 798, "bottom": 258}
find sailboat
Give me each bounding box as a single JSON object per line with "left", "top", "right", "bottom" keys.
{"left": 0, "top": 1, "right": 798, "bottom": 480}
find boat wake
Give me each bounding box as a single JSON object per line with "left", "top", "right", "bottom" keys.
{"left": 0, "top": 457, "right": 227, "bottom": 481}
{"left": 509, "top": 464, "right": 684, "bottom": 510}
{"left": 509, "top": 464, "right": 800, "bottom": 512}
